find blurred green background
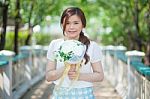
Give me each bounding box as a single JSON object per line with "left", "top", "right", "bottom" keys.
{"left": 0, "top": 0, "right": 150, "bottom": 55}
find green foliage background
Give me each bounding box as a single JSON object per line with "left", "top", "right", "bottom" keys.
{"left": 5, "top": 31, "right": 51, "bottom": 50}
{"left": 1, "top": 0, "right": 150, "bottom": 53}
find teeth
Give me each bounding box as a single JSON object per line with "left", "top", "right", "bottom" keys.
{"left": 69, "top": 32, "right": 75, "bottom": 33}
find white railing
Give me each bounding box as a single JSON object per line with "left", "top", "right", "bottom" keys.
{"left": 1, "top": 44, "right": 150, "bottom": 99}
{"left": 0, "top": 45, "right": 48, "bottom": 99}
{"left": 102, "top": 45, "right": 150, "bottom": 99}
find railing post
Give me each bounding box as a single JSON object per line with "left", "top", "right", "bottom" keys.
{"left": 101, "top": 46, "right": 107, "bottom": 74}
{"left": 19, "top": 46, "right": 32, "bottom": 80}
{"left": 125, "top": 50, "right": 145, "bottom": 99}
{"left": 0, "top": 50, "right": 15, "bottom": 99}
{"left": 43, "top": 46, "right": 49, "bottom": 71}
{"left": 105, "top": 45, "right": 115, "bottom": 81}
{"left": 32, "top": 45, "right": 43, "bottom": 75}
{"left": 115, "top": 46, "right": 127, "bottom": 88}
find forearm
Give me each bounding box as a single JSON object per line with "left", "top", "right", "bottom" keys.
{"left": 46, "top": 67, "right": 64, "bottom": 82}
{"left": 78, "top": 72, "right": 104, "bottom": 82}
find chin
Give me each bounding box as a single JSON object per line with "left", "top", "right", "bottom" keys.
{"left": 68, "top": 36, "right": 77, "bottom": 39}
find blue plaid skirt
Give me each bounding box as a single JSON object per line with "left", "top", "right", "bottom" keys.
{"left": 51, "top": 87, "right": 95, "bottom": 99}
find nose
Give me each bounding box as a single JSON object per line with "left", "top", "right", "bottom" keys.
{"left": 69, "top": 23, "right": 74, "bottom": 29}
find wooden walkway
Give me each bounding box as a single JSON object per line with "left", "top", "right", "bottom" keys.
{"left": 21, "top": 78, "right": 122, "bottom": 99}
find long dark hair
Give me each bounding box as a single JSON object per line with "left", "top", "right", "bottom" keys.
{"left": 60, "top": 7, "right": 90, "bottom": 64}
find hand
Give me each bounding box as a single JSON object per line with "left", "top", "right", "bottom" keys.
{"left": 68, "top": 65, "right": 77, "bottom": 80}
{"left": 69, "top": 65, "right": 76, "bottom": 72}
{"left": 68, "top": 71, "right": 77, "bottom": 80}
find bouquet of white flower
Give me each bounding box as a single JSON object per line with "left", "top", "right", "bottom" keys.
{"left": 54, "top": 40, "right": 86, "bottom": 64}
{"left": 53, "top": 40, "right": 86, "bottom": 93}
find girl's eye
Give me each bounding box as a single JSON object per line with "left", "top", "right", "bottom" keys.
{"left": 66, "top": 22, "right": 70, "bottom": 24}
{"left": 74, "top": 22, "right": 79, "bottom": 24}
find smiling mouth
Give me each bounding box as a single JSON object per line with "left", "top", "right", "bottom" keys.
{"left": 68, "top": 31, "right": 76, "bottom": 34}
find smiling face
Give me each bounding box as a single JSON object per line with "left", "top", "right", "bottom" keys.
{"left": 63, "top": 15, "right": 83, "bottom": 40}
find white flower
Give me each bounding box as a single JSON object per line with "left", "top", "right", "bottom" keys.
{"left": 54, "top": 40, "right": 86, "bottom": 64}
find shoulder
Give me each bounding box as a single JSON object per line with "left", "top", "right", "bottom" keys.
{"left": 50, "top": 38, "right": 63, "bottom": 44}
{"left": 87, "top": 40, "right": 101, "bottom": 53}
{"left": 49, "top": 38, "right": 64, "bottom": 46}
{"left": 89, "top": 41, "right": 99, "bottom": 48}
{"left": 88, "top": 40, "right": 102, "bottom": 52}
{"left": 48, "top": 39, "right": 64, "bottom": 49}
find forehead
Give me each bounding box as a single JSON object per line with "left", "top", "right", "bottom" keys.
{"left": 67, "top": 15, "right": 81, "bottom": 21}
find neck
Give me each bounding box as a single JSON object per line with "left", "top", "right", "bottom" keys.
{"left": 64, "top": 36, "right": 79, "bottom": 40}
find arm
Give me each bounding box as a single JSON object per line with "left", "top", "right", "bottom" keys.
{"left": 68, "top": 61, "right": 104, "bottom": 82}
{"left": 45, "top": 60, "right": 64, "bottom": 82}
{"left": 79, "top": 61, "right": 104, "bottom": 82}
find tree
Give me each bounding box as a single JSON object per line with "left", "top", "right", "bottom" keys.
{"left": 0, "top": 0, "right": 10, "bottom": 50}
{"left": 20, "top": 0, "right": 56, "bottom": 45}
{"left": 14, "top": 0, "right": 21, "bottom": 54}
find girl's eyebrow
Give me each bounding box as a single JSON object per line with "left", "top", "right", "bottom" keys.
{"left": 67, "top": 20, "right": 80, "bottom": 22}
{"left": 74, "top": 21, "right": 80, "bottom": 22}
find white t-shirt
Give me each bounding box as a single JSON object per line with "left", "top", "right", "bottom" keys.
{"left": 47, "top": 39, "right": 102, "bottom": 88}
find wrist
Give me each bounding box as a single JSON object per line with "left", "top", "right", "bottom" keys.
{"left": 78, "top": 73, "right": 83, "bottom": 81}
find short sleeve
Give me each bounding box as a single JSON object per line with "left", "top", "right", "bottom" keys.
{"left": 47, "top": 40, "right": 55, "bottom": 61}
{"left": 90, "top": 42, "right": 102, "bottom": 63}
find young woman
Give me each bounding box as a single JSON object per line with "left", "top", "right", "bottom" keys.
{"left": 46, "top": 7, "right": 104, "bottom": 99}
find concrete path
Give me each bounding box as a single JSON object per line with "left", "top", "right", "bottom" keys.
{"left": 21, "top": 78, "right": 122, "bottom": 99}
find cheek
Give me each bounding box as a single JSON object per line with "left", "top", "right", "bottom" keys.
{"left": 78, "top": 27, "right": 83, "bottom": 32}
{"left": 64, "top": 25, "right": 69, "bottom": 31}
{"left": 79, "top": 25, "right": 83, "bottom": 30}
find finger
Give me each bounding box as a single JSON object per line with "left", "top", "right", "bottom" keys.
{"left": 68, "top": 71, "right": 76, "bottom": 74}
{"left": 68, "top": 74, "right": 76, "bottom": 77}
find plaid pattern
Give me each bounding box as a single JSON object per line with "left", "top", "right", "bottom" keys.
{"left": 51, "top": 87, "right": 95, "bottom": 99}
